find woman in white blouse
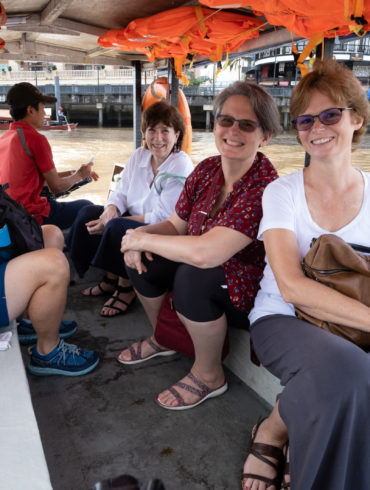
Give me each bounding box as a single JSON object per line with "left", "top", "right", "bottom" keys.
{"left": 66, "top": 101, "right": 193, "bottom": 317}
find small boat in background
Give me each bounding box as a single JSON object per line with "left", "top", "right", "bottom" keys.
{"left": 42, "top": 122, "right": 78, "bottom": 131}
{"left": 0, "top": 109, "right": 78, "bottom": 131}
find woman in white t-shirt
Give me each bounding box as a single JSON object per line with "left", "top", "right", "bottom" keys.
{"left": 242, "top": 58, "right": 370, "bottom": 490}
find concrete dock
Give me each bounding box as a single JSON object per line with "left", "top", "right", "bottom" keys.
{"left": 22, "top": 268, "right": 273, "bottom": 490}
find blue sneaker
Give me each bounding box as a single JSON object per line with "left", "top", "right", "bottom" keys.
{"left": 17, "top": 318, "right": 77, "bottom": 345}
{"left": 28, "top": 340, "right": 99, "bottom": 376}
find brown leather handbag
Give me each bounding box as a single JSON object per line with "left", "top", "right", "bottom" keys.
{"left": 295, "top": 234, "right": 370, "bottom": 349}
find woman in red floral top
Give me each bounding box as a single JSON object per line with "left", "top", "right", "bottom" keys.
{"left": 118, "top": 81, "right": 280, "bottom": 410}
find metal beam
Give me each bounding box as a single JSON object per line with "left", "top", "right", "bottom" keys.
{"left": 85, "top": 47, "right": 118, "bottom": 58}
{"left": 0, "top": 50, "right": 136, "bottom": 66}
{"left": 133, "top": 61, "right": 142, "bottom": 149}
{"left": 234, "top": 28, "right": 300, "bottom": 55}
{"left": 41, "top": 0, "right": 75, "bottom": 25}
{"left": 6, "top": 14, "right": 106, "bottom": 37}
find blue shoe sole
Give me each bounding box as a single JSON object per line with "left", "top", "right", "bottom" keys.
{"left": 18, "top": 324, "right": 77, "bottom": 345}
{"left": 27, "top": 357, "right": 99, "bottom": 377}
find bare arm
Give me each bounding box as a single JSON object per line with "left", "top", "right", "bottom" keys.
{"left": 122, "top": 211, "right": 252, "bottom": 269}
{"left": 264, "top": 228, "right": 370, "bottom": 331}
{"left": 43, "top": 163, "right": 99, "bottom": 194}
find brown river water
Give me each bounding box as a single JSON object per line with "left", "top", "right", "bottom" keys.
{"left": 43, "top": 127, "right": 370, "bottom": 205}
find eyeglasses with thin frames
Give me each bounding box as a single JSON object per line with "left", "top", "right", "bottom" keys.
{"left": 215, "top": 114, "right": 261, "bottom": 133}
{"left": 292, "top": 107, "right": 353, "bottom": 131}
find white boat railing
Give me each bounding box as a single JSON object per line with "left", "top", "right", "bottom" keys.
{"left": 0, "top": 69, "right": 157, "bottom": 86}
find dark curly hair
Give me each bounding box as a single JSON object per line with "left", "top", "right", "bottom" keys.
{"left": 141, "top": 101, "right": 185, "bottom": 153}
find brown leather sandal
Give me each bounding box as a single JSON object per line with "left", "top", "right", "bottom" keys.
{"left": 281, "top": 442, "right": 290, "bottom": 489}
{"left": 241, "top": 418, "right": 284, "bottom": 490}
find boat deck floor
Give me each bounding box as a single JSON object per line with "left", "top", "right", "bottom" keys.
{"left": 22, "top": 267, "right": 271, "bottom": 490}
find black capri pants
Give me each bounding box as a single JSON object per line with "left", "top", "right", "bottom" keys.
{"left": 126, "top": 255, "right": 249, "bottom": 328}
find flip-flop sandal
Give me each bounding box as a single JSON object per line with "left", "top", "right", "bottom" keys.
{"left": 117, "top": 337, "right": 176, "bottom": 365}
{"left": 82, "top": 274, "right": 118, "bottom": 297}
{"left": 155, "top": 371, "right": 228, "bottom": 411}
{"left": 100, "top": 285, "right": 136, "bottom": 317}
{"left": 241, "top": 418, "right": 284, "bottom": 490}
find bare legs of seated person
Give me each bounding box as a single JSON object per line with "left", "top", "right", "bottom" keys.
{"left": 6, "top": 248, "right": 69, "bottom": 354}
{"left": 18, "top": 225, "right": 64, "bottom": 323}
{"left": 5, "top": 248, "right": 99, "bottom": 375}
{"left": 42, "top": 224, "right": 64, "bottom": 250}
{"left": 117, "top": 290, "right": 227, "bottom": 410}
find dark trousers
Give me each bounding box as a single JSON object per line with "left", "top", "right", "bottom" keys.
{"left": 251, "top": 314, "right": 370, "bottom": 490}
{"left": 66, "top": 204, "right": 144, "bottom": 278}
{"left": 126, "top": 254, "right": 249, "bottom": 327}
{"left": 43, "top": 198, "right": 92, "bottom": 230}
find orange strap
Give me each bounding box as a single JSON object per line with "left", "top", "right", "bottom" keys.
{"left": 0, "top": 2, "right": 7, "bottom": 26}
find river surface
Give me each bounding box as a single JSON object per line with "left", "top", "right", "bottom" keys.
{"left": 43, "top": 127, "right": 370, "bottom": 204}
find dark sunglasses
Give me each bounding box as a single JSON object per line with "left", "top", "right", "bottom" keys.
{"left": 215, "top": 114, "right": 261, "bottom": 133}
{"left": 292, "top": 107, "right": 353, "bottom": 131}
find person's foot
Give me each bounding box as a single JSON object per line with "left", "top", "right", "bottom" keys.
{"left": 28, "top": 340, "right": 99, "bottom": 376}
{"left": 117, "top": 336, "right": 176, "bottom": 364}
{"left": 81, "top": 274, "right": 117, "bottom": 297}
{"left": 17, "top": 318, "right": 77, "bottom": 345}
{"left": 242, "top": 418, "right": 286, "bottom": 490}
{"left": 156, "top": 370, "right": 227, "bottom": 410}
{"left": 281, "top": 443, "right": 290, "bottom": 489}
{"left": 100, "top": 286, "right": 136, "bottom": 317}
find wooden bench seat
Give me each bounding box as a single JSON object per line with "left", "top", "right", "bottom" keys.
{"left": 0, "top": 321, "right": 52, "bottom": 490}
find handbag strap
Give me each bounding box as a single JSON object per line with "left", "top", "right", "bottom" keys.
{"left": 347, "top": 242, "right": 370, "bottom": 254}
{"left": 192, "top": 166, "right": 223, "bottom": 236}
{"left": 311, "top": 237, "right": 370, "bottom": 254}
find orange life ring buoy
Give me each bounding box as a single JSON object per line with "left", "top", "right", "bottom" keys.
{"left": 142, "top": 77, "right": 192, "bottom": 155}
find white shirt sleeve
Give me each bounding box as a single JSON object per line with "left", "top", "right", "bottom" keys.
{"left": 258, "top": 172, "right": 300, "bottom": 240}
{"left": 105, "top": 149, "right": 145, "bottom": 215}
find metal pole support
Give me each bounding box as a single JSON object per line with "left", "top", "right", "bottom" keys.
{"left": 133, "top": 61, "right": 142, "bottom": 149}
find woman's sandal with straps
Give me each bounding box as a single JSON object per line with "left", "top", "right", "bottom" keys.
{"left": 281, "top": 441, "right": 290, "bottom": 489}
{"left": 241, "top": 418, "right": 285, "bottom": 490}
{"left": 82, "top": 274, "right": 118, "bottom": 297}
{"left": 100, "top": 284, "right": 136, "bottom": 317}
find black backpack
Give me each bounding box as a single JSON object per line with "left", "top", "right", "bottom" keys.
{"left": 0, "top": 183, "right": 44, "bottom": 261}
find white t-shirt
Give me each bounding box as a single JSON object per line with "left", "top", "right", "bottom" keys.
{"left": 249, "top": 168, "right": 370, "bottom": 324}
{"left": 106, "top": 146, "right": 194, "bottom": 224}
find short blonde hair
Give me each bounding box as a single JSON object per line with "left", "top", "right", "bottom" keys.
{"left": 290, "top": 57, "right": 370, "bottom": 146}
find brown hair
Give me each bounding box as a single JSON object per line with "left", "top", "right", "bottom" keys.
{"left": 141, "top": 101, "right": 185, "bottom": 152}
{"left": 290, "top": 56, "right": 370, "bottom": 146}
{"left": 213, "top": 81, "right": 282, "bottom": 138}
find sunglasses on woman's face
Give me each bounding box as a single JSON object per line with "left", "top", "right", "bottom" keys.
{"left": 215, "top": 114, "right": 261, "bottom": 133}
{"left": 292, "top": 107, "right": 353, "bottom": 131}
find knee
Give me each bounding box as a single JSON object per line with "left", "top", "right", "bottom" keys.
{"left": 39, "top": 248, "right": 69, "bottom": 285}
{"left": 104, "top": 217, "right": 124, "bottom": 237}
{"left": 307, "top": 339, "right": 369, "bottom": 401}
{"left": 42, "top": 225, "right": 64, "bottom": 250}
{"left": 75, "top": 204, "right": 100, "bottom": 224}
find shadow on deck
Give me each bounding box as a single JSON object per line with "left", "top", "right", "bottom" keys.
{"left": 22, "top": 267, "right": 274, "bottom": 490}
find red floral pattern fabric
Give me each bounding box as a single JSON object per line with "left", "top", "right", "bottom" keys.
{"left": 175, "top": 153, "right": 278, "bottom": 312}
